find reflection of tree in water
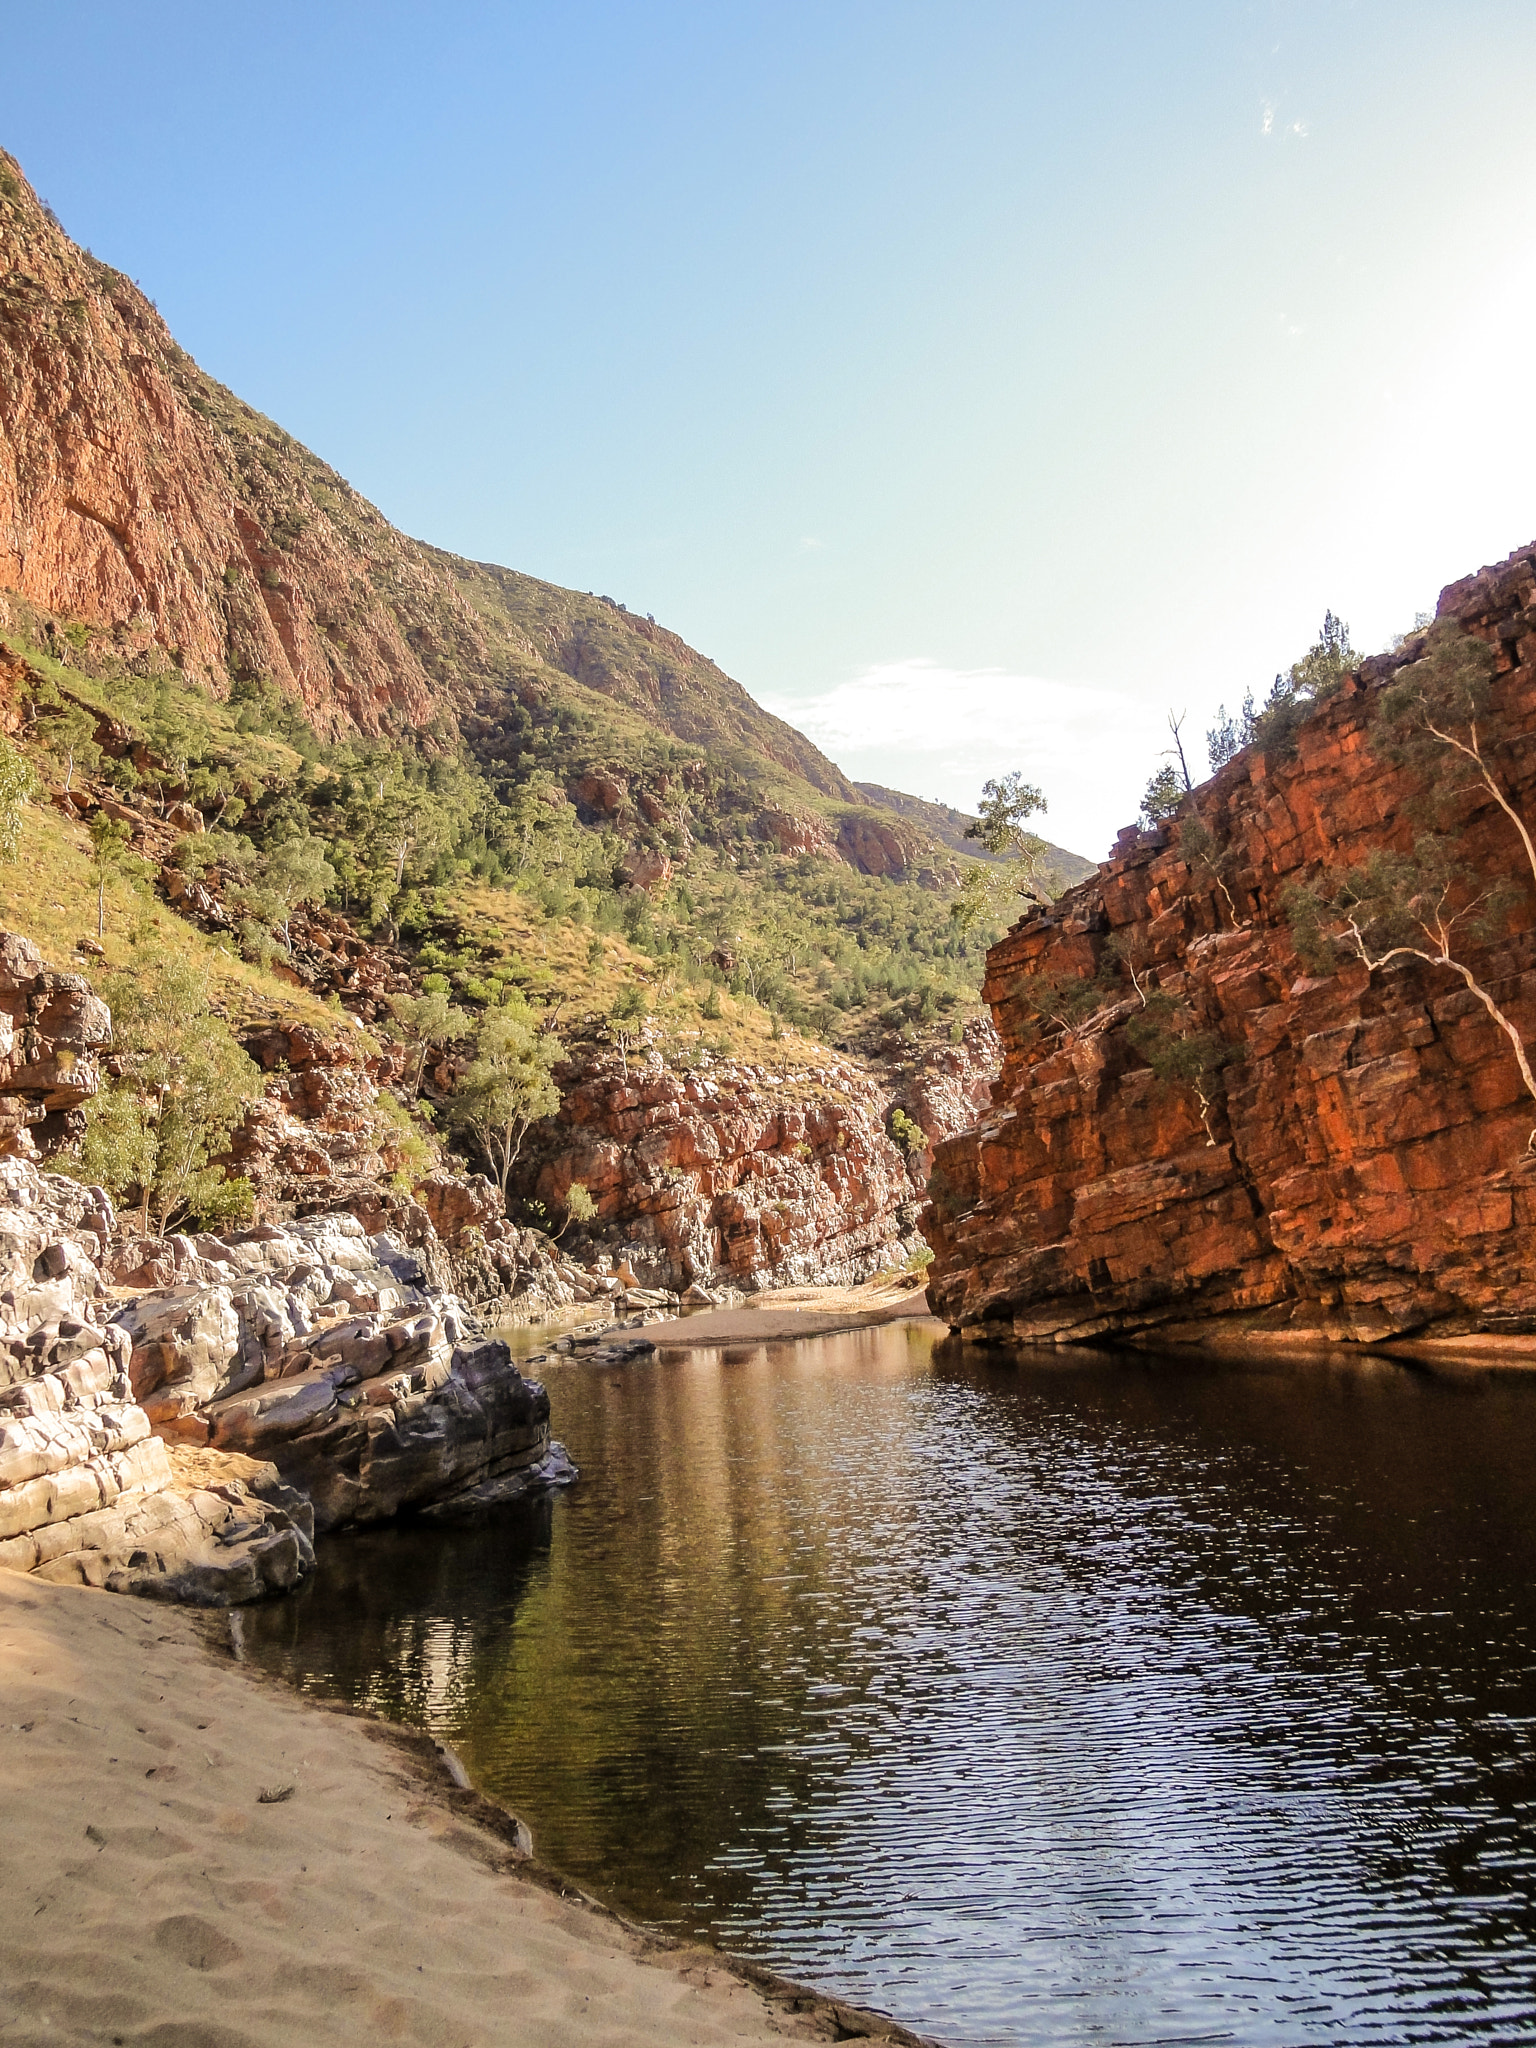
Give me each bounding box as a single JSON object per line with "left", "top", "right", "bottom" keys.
{"left": 446, "top": 1350, "right": 899, "bottom": 1925}
{"left": 242, "top": 1498, "right": 556, "bottom": 1730}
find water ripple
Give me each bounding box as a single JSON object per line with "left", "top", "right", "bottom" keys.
{"left": 244, "top": 1329, "right": 1536, "bottom": 2047}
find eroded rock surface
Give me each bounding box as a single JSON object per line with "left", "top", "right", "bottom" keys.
{"left": 926, "top": 541, "right": 1536, "bottom": 1352}
{"left": 526, "top": 1051, "right": 930, "bottom": 1292}
{"left": 0, "top": 1170, "right": 572, "bottom": 1596}
{"left": 0, "top": 936, "right": 574, "bottom": 1602}
{"left": 0, "top": 1161, "right": 313, "bottom": 1601}
{"left": 0, "top": 932, "right": 110, "bottom": 1159}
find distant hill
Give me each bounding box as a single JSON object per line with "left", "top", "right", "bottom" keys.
{"left": 0, "top": 142, "right": 1043, "bottom": 1061}
{"left": 855, "top": 783, "right": 1096, "bottom": 883}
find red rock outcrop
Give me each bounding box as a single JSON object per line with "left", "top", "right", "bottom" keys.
{"left": 926, "top": 540, "right": 1536, "bottom": 1354}
{"left": 525, "top": 1050, "right": 927, "bottom": 1290}
{"left": 0, "top": 162, "right": 459, "bottom": 729}
{"left": 894, "top": 1019, "right": 1001, "bottom": 1174}
{"left": 757, "top": 805, "right": 836, "bottom": 857}
{"left": 0, "top": 932, "right": 110, "bottom": 1158}
{"left": 615, "top": 845, "right": 673, "bottom": 892}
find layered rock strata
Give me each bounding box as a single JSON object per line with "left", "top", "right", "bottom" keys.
{"left": 0, "top": 1161, "right": 314, "bottom": 1600}
{"left": 926, "top": 541, "right": 1536, "bottom": 1352}
{"left": 0, "top": 934, "right": 574, "bottom": 1601}
{"left": 0, "top": 1163, "right": 572, "bottom": 1597}
{"left": 527, "top": 1051, "right": 929, "bottom": 1292}
{"left": 111, "top": 1211, "right": 568, "bottom": 1534}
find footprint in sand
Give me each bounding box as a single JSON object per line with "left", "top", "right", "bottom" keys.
{"left": 152, "top": 1915, "right": 244, "bottom": 1973}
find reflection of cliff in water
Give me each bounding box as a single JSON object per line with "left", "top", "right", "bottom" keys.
{"left": 243, "top": 1495, "right": 556, "bottom": 1727}
{"left": 929, "top": 1332, "right": 1536, "bottom": 1691}
{"left": 242, "top": 1323, "right": 1536, "bottom": 2048}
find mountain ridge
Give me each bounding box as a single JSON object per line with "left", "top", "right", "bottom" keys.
{"left": 0, "top": 148, "right": 883, "bottom": 820}
{"left": 853, "top": 780, "right": 1095, "bottom": 878}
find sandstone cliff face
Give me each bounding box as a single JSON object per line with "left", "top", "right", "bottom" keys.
{"left": 524, "top": 1051, "right": 926, "bottom": 1291}
{"left": 926, "top": 541, "right": 1536, "bottom": 1352}
{"left": 893, "top": 1018, "right": 1001, "bottom": 1175}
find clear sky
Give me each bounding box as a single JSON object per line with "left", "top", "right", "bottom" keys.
{"left": 7, "top": 2, "right": 1536, "bottom": 857}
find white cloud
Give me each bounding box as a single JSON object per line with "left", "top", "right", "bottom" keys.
{"left": 762, "top": 659, "right": 1169, "bottom": 861}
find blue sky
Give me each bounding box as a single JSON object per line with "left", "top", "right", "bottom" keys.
{"left": 7, "top": 2, "right": 1536, "bottom": 855}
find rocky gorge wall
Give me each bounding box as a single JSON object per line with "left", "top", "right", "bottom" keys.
{"left": 925, "top": 541, "right": 1536, "bottom": 1354}
{"left": 0, "top": 930, "right": 586, "bottom": 1605}
{"left": 524, "top": 1023, "right": 999, "bottom": 1294}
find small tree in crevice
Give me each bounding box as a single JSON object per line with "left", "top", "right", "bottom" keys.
{"left": 1142, "top": 711, "right": 1195, "bottom": 827}
{"left": 610, "top": 983, "right": 648, "bottom": 1077}
{"left": 1375, "top": 623, "right": 1527, "bottom": 873}
{"left": 1124, "top": 993, "right": 1242, "bottom": 1147}
{"left": 1283, "top": 840, "right": 1535, "bottom": 1125}
{"left": 556, "top": 1182, "right": 597, "bottom": 1239}
{"left": 1177, "top": 810, "right": 1243, "bottom": 926}
{"left": 390, "top": 989, "right": 473, "bottom": 1095}
{"left": 1140, "top": 762, "right": 1185, "bottom": 827}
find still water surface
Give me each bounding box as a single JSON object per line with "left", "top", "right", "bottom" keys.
{"left": 243, "top": 1323, "right": 1536, "bottom": 2047}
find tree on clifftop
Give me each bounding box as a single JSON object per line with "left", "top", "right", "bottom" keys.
{"left": 952, "top": 771, "right": 1062, "bottom": 934}
{"left": 1207, "top": 611, "right": 1356, "bottom": 770}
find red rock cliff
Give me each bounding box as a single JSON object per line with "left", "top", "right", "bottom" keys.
{"left": 925, "top": 541, "right": 1536, "bottom": 1353}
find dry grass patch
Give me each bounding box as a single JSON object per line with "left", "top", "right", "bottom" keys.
{"left": 0, "top": 800, "right": 338, "bottom": 1028}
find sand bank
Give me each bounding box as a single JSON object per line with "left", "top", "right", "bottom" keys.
{"left": 0, "top": 1570, "right": 930, "bottom": 2046}
{"left": 637, "top": 1283, "right": 936, "bottom": 1349}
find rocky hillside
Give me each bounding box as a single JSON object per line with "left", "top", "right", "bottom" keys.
{"left": 925, "top": 540, "right": 1536, "bottom": 1358}
{"left": 855, "top": 782, "right": 1097, "bottom": 882}
{"left": 0, "top": 135, "right": 1042, "bottom": 1295}
{"left": 0, "top": 140, "right": 1059, "bottom": 1079}
{"left": 0, "top": 148, "right": 957, "bottom": 864}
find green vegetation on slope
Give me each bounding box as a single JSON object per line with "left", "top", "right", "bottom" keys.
{"left": 0, "top": 600, "right": 1009, "bottom": 1060}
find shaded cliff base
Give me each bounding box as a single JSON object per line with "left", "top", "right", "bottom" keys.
{"left": 0, "top": 1571, "right": 931, "bottom": 2048}
{"left": 947, "top": 1316, "right": 1536, "bottom": 1370}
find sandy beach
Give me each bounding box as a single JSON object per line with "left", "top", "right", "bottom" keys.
{"left": 0, "top": 1570, "right": 930, "bottom": 2048}
{"left": 637, "top": 1281, "right": 937, "bottom": 1349}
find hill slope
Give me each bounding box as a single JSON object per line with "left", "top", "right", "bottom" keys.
{"left": 0, "top": 150, "right": 864, "bottom": 806}
{"left": 854, "top": 781, "right": 1095, "bottom": 879}
{"left": 2, "top": 143, "right": 1073, "bottom": 1073}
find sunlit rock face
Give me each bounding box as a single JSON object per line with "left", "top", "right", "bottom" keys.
{"left": 0, "top": 933, "right": 110, "bottom": 1161}
{"left": 926, "top": 541, "right": 1536, "bottom": 1352}
{"left": 0, "top": 939, "right": 571, "bottom": 1602}
{"left": 525, "top": 1052, "right": 923, "bottom": 1292}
